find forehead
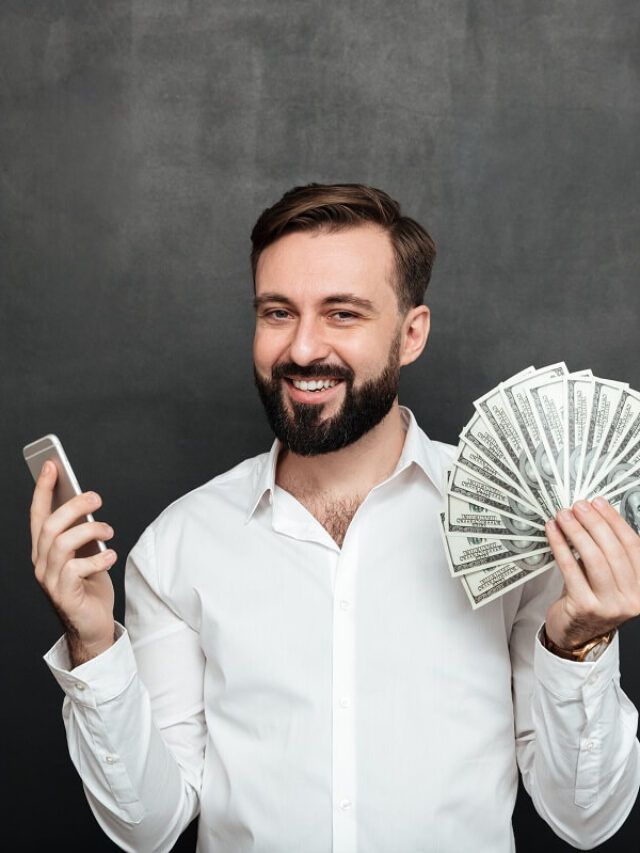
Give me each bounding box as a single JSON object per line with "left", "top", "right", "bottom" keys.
{"left": 255, "top": 224, "right": 396, "bottom": 303}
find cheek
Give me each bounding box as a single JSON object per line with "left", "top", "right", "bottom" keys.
{"left": 343, "top": 334, "right": 393, "bottom": 377}
{"left": 253, "top": 330, "right": 282, "bottom": 372}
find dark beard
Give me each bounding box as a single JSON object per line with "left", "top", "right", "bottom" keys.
{"left": 253, "top": 334, "right": 401, "bottom": 456}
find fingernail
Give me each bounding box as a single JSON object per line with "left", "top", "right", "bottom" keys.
{"left": 545, "top": 519, "right": 557, "bottom": 533}
{"left": 593, "top": 496, "right": 609, "bottom": 509}
{"left": 42, "top": 461, "right": 53, "bottom": 475}
{"left": 87, "top": 491, "right": 100, "bottom": 504}
{"left": 103, "top": 550, "right": 117, "bottom": 562}
{"left": 574, "top": 500, "right": 591, "bottom": 514}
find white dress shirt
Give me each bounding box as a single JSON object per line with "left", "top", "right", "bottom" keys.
{"left": 45, "top": 407, "right": 640, "bottom": 852}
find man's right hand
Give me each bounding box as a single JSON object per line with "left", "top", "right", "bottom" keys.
{"left": 30, "top": 460, "right": 118, "bottom": 667}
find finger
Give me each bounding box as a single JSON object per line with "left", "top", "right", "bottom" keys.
{"left": 51, "top": 551, "right": 117, "bottom": 600}
{"left": 555, "top": 508, "right": 616, "bottom": 598}
{"left": 545, "top": 518, "right": 594, "bottom": 602}
{"left": 62, "top": 550, "right": 118, "bottom": 584}
{"left": 36, "top": 491, "right": 102, "bottom": 566}
{"left": 43, "top": 521, "right": 114, "bottom": 585}
{"left": 29, "top": 461, "right": 57, "bottom": 563}
{"left": 572, "top": 500, "right": 636, "bottom": 595}
{"left": 593, "top": 496, "right": 640, "bottom": 567}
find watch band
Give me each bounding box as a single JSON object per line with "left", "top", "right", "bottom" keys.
{"left": 542, "top": 626, "right": 616, "bottom": 662}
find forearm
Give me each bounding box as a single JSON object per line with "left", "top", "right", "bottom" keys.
{"left": 520, "top": 632, "right": 640, "bottom": 849}
{"left": 46, "top": 625, "right": 202, "bottom": 852}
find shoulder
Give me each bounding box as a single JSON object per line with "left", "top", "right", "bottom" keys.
{"left": 429, "top": 438, "right": 457, "bottom": 463}
{"left": 125, "top": 451, "right": 271, "bottom": 624}
{"left": 148, "top": 450, "right": 269, "bottom": 539}
{"left": 422, "top": 437, "right": 456, "bottom": 494}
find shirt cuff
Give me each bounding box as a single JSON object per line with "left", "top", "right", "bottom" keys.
{"left": 43, "top": 622, "right": 138, "bottom": 707}
{"left": 533, "top": 622, "right": 620, "bottom": 701}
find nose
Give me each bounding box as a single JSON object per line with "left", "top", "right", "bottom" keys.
{"left": 287, "top": 314, "right": 332, "bottom": 366}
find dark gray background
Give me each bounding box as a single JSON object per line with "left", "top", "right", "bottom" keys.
{"left": 2, "top": 1, "right": 639, "bottom": 849}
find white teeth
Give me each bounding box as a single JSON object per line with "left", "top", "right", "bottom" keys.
{"left": 291, "top": 378, "right": 339, "bottom": 391}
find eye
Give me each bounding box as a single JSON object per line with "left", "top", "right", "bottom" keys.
{"left": 331, "top": 311, "right": 358, "bottom": 322}
{"left": 263, "top": 308, "right": 292, "bottom": 321}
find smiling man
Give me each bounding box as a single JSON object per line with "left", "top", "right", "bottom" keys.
{"left": 33, "top": 184, "right": 640, "bottom": 852}
{"left": 251, "top": 219, "right": 428, "bottom": 545}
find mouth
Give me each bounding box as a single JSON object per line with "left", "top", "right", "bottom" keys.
{"left": 283, "top": 376, "right": 345, "bottom": 404}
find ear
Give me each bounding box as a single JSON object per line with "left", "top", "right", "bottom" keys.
{"left": 399, "top": 305, "right": 430, "bottom": 367}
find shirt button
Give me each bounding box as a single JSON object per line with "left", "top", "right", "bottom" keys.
{"left": 339, "top": 697, "right": 351, "bottom": 708}
{"left": 75, "top": 683, "right": 85, "bottom": 691}
{"left": 339, "top": 798, "right": 352, "bottom": 810}
{"left": 585, "top": 741, "right": 595, "bottom": 752}
{"left": 105, "top": 754, "right": 115, "bottom": 764}
{"left": 339, "top": 599, "right": 351, "bottom": 610}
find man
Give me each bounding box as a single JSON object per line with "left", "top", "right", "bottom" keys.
{"left": 31, "top": 183, "right": 640, "bottom": 852}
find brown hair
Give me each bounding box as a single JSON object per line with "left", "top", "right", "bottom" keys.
{"left": 250, "top": 183, "right": 436, "bottom": 313}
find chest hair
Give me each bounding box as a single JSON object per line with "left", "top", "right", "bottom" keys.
{"left": 294, "top": 491, "right": 363, "bottom": 548}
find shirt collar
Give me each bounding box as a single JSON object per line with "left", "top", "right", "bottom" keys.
{"left": 392, "top": 406, "right": 445, "bottom": 494}
{"left": 245, "top": 433, "right": 281, "bottom": 523}
{"left": 244, "top": 405, "right": 445, "bottom": 524}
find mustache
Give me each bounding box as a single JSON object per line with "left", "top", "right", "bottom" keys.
{"left": 271, "top": 362, "right": 354, "bottom": 382}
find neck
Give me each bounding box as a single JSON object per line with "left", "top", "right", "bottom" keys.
{"left": 275, "top": 401, "right": 407, "bottom": 499}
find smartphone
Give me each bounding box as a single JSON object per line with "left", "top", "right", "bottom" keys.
{"left": 23, "top": 433, "right": 107, "bottom": 558}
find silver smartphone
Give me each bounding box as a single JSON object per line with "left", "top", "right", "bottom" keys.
{"left": 23, "top": 433, "right": 107, "bottom": 558}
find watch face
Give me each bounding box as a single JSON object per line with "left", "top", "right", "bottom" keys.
{"left": 578, "top": 631, "right": 614, "bottom": 662}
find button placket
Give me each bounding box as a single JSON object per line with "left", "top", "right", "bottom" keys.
{"left": 332, "top": 535, "right": 358, "bottom": 853}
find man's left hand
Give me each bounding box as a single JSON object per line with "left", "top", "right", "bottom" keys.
{"left": 544, "top": 497, "right": 640, "bottom": 651}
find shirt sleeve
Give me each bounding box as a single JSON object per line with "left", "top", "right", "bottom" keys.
{"left": 511, "top": 568, "right": 640, "bottom": 850}
{"left": 43, "top": 524, "right": 206, "bottom": 853}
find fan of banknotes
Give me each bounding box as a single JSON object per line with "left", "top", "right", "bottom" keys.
{"left": 440, "top": 363, "right": 640, "bottom": 609}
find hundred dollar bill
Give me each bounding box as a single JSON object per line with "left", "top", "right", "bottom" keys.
{"left": 579, "top": 379, "right": 628, "bottom": 497}
{"left": 438, "top": 512, "right": 551, "bottom": 576}
{"left": 449, "top": 463, "right": 544, "bottom": 523}
{"left": 608, "top": 480, "right": 640, "bottom": 535}
{"left": 501, "top": 363, "right": 568, "bottom": 516}
{"left": 527, "top": 375, "right": 568, "bottom": 505}
{"left": 565, "top": 372, "right": 594, "bottom": 503}
{"left": 600, "top": 460, "right": 640, "bottom": 502}
{"left": 460, "top": 555, "right": 556, "bottom": 609}
{"left": 445, "top": 492, "right": 546, "bottom": 538}
{"left": 594, "top": 427, "right": 640, "bottom": 499}
{"left": 474, "top": 371, "right": 552, "bottom": 518}
{"left": 460, "top": 414, "right": 538, "bottom": 505}
{"left": 597, "top": 394, "right": 640, "bottom": 483}
{"left": 588, "top": 388, "right": 640, "bottom": 495}
{"left": 454, "top": 440, "right": 543, "bottom": 518}
{"left": 605, "top": 388, "right": 640, "bottom": 460}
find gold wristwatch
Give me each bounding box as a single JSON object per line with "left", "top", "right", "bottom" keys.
{"left": 542, "top": 626, "right": 616, "bottom": 662}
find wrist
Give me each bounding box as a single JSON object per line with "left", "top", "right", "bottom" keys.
{"left": 66, "top": 626, "right": 117, "bottom": 668}
{"left": 541, "top": 624, "right": 616, "bottom": 662}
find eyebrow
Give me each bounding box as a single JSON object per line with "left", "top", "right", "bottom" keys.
{"left": 253, "top": 292, "right": 376, "bottom": 312}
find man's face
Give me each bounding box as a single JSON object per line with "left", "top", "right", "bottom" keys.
{"left": 252, "top": 225, "right": 407, "bottom": 456}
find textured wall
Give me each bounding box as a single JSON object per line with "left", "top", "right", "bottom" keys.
{"left": 2, "top": 1, "right": 639, "bottom": 849}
